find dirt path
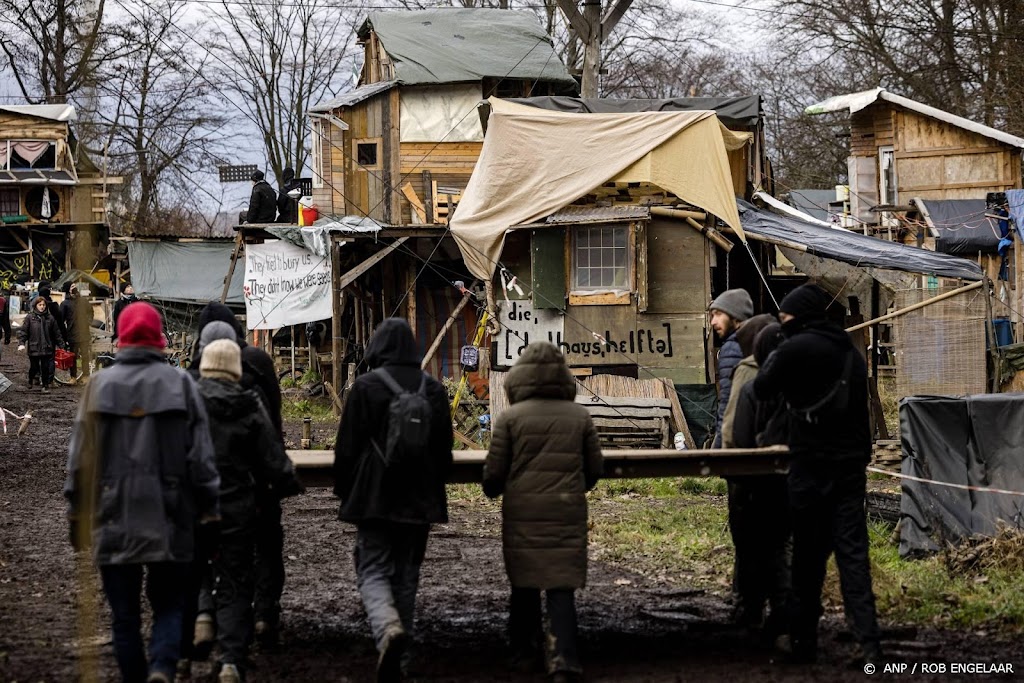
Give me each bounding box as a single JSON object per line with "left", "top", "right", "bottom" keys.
{"left": 1, "top": 350, "right": 1021, "bottom": 681}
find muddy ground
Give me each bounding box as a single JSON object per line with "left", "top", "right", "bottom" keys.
{"left": 1, "top": 349, "right": 1022, "bottom": 682}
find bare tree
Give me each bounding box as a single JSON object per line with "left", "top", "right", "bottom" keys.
{"left": 95, "top": 0, "right": 230, "bottom": 234}
{"left": 204, "top": 0, "right": 363, "bottom": 185}
{"left": 0, "top": 0, "right": 109, "bottom": 103}
{"left": 767, "top": 0, "right": 1024, "bottom": 135}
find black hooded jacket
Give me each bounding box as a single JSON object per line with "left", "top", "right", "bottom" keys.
{"left": 333, "top": 318, "right": 452, "bottom": 525}
{"left": 753, "top": 318, "right": 870, "bottom": 461}
{"left": 277, "top": 168, "right": 301, "bottom": 224}
{"left": 197, "top": 378, "right": 302, "bottom": 528}
{"left": 19, "top": 298, "right": 64, "bottom": 355}
{"left": 247, "top": 180, "right": 278, "bottom": 223}
{"left": 191, "top": 302, "right": 282, "bottom": 437}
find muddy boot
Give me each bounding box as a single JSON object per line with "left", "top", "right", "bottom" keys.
{"left": 217, "top": 663, "right": 242, "bottom": 683}
{"left": 254, "top": 619, "right": 279, "bottom": 648}
{"left": 377, "top": 623, "right": 409, "bottom": 683}
{"left": 858, "top": 640, "right": 884, "bottom": 667}
{"left": 193, "top": 613, "right": 216, "bottom": 661}
{"left": 550, "top": 672, "right": 583, "bottom": 683}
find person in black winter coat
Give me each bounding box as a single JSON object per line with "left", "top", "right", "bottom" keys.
{"left": 196, "top": 339, "right": 302, "bottom": 683}
{"left": 37, "top": 283, "right": 66, "bottom": 339}
{"left": 752, "top": 283, "right": 882, "bottom": 665}
{"left": 276, "top": 167, "right": 301, "bottom": 224}
{"left": 17, "top": 296, "right": 64, "bottom": 391}
{"left": 334, "top": 318, "right": 452, "bottom": 683}
{"left": 111, "top": 285, "right": 139, "bottom": 342}
{"left": 0, "top": 289, "right": 11, "bottom": 361}
{"left": 246, "top": 170, "right": 277, "bottom": 223}
{"left": 725, "top": 322, "right": 791, "bottom": 642}
{"left": 709, "top": 288, "right": 753, "bottom": 448}
{"left": 190, "top": 302, "right": 286, "bottom": 646}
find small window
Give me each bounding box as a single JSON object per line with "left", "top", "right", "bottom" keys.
{"left": 356, "top": 141, "right": 379, "bottom": 167}
{"left": 0, "top": 188, "right": 18, "bottom": 216}
{"left": 572, "top": 224, "right": 630, "bottom": 290}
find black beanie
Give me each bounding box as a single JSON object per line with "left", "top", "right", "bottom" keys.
{"left": 735, "top": 313, "right": 777, "bottom": 357}
{"left": 753, "top": 322, "right": 784, "bottom": 367}
{"left": 779, "top": 283, "right": 831, "bottom": 321}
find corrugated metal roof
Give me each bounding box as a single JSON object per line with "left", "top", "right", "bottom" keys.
{"left": 358, "top": 9, "right": 576, "bottom": 87}
{"left": 805, "top": 88, "right": 1024, "bottom": 149}
{"left": 546, "top": 205, "right": 650, "bottom": 224}
{"left": 0, "top": 104, "right": 75, "bottom": 122}
{"left": 309, "top": 81, "right": 398, "bottom": 113}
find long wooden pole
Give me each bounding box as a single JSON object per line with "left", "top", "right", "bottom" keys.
{"left": 649, "top": 207, "right": 732, "bottom": 252}
{"left": 220, "top": 231, "right": 244, "bottom": 304}
{"left": 845, "top": 280, "right": 984, "bottom": 333}
{"left": 421, "top": 290, "right": 473, "bottom": 370}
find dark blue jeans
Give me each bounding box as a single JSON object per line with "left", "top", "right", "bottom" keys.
{"left": 100, "top": 562, "right": 187, "bottom": 682}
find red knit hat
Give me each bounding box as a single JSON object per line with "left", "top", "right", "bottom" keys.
{"left": 117, "top": 301, "right": 166, "bottom": 349}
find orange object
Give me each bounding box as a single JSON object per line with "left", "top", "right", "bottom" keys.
{"left": 301, "top": 206, "right": 319, "bottom": 225}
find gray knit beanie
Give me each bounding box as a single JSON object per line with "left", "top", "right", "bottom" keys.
{"left": 200, "top": 339, "right": 242, "bottom": 382}
{"left": 199, "top": 320, "right": 238, "bottom": 354}
{"left": 709, "top": 288, "right": 753, "bottom": 322}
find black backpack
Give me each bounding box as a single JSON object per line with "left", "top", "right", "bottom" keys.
{"left": 372, "top": 369, "right": 434, "bottom": 469}
{"left": 788, "top": 350, "right": 855, "bottom": 425}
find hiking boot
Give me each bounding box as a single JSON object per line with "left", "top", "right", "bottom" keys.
{"left": 193, "top": 613, "right": 216, "bottom": 661}
{"left": 147, "top": 673, "right": 172, "bottom": 683}
{"left": 377, "top": 624, "right": 409, "bottom": 683}
{"left": 550, "top": 672, "right": 583, "bottom": 683}
{"left": 218, "top": 663, "right": 242, "bottom": 683}
{"left": 174, "top": 659, "right": 191, "bottom": 682}
{"left": 859, "top": 640, "right": 884, "bottom": 666}
{"left": 41, "top": 386, "right": 49, "bottom": 393}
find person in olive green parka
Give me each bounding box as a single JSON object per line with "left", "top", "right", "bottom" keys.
{"left": 483, "top": 341, "right": 603, "bottom": 683}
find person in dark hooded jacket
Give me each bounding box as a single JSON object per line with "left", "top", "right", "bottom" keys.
{"left": 246, "top": 170, "right": 277, "bottom": 223}
{"left": 190, "top": 302, "right": 286, "bottom": 645}
{"left": 722, "top": 321, "right": 791, "bottom": 642}
{"left": 334, "top": 318, "right": 452, "bottom": 683}
{"left": 17, "top": 295, "right": 64, "bottom": 391}
{"left": 752, "top": 283, "right": 881, "bottom": 665}
{"left": 483, "top": 342, "right": 603, "bottom": 683}
{"left": 276, "top": 167, "right": 301, "bottom": 224}
{"left": 196, "top": 339, "right": 302, "bottom": 683}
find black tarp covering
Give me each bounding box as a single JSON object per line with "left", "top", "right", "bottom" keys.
{"left": 500, "top": 95, "right": 764, "bottom": 128}
{"left": 737, "top": 200, "right": 984, "bottom": 281}
{"left": 899, "top": 394, "right": 1024, "bottom": 557}
{"left": 918, "top": 199, "right": 1001, "bottom": 255}
{"left": 0, "top": 227, "right": 66, "bottom": 289}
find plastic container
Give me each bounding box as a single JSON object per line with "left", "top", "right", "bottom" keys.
{"left": 300, "top": 205, "right": 319, "bottom": 226}
{"left": 992, "top": 318, "right": 1014, "bottom": 347}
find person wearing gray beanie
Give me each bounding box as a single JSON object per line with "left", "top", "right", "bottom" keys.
{"left": 709, "top": 288, "right": 754, "bottom": 448}
{"left": 199, "top": 338, "right": 243, "bottom": 383}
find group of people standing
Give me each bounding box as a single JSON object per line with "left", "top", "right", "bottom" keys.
{"left": 15, "top": 281, "right": 90, "bottom": 391}
{"left": 66, "top": 301, "right": 302, "bottom": 683}
{"left": 710, "top": 283, "right": 882, "bottom": 665}
{"left": 245, "top": 168, "right": 302, "bottom": 224}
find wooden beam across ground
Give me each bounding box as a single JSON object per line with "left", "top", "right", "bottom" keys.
{"left": 288, "top": 445, "right": 790, "bottom": 487}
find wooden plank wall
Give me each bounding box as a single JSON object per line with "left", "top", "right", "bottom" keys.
{"left": 0, "top": 115, "right": 67, "bottom": 141}
{"left": 398, "top": 141, "right": 482, "bottom": 224}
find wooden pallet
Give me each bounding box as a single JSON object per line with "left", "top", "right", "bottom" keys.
{"left": 579, "top": 396, "right": 671, "bottom": 449}
{"left": 432, "top": 181, "right": 462, "bottom": 225}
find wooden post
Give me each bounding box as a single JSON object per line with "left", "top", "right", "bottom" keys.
{"left": 422, "top": 170, "right": 434, "bottom": 224}
{"left": 846, "top": 280, "right": 985, "bottom": 332}
{"left": 422, "top": 290, "right": 473, "bottom": 370}
{"left": 581, "top": 0, "right": 601, "bottom": 97}
{"left": 331, "top": 235, "right": 343, "bottom": 416}
{"left": 407, "top": 258, "right": 418, "bottom": 336}
{"left": 220, "top": 230, "right": 244, "bottom": 304}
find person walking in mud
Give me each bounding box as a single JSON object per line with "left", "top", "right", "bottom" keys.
{"left": 709, "top": 288, "right": 754, "bottom": 448}
{"left": 483, "top": 341, "right": 604, "bottom": 683}
{"left": 333, "top": 318, "right": 452, "bottom": 683}
{"left": 752, "top": 283, "right": 883, "bottom": 666}
{"left": 17, "top": 295, "right": 64, "bottom": 392}
{"left": 194, "top": 339, "right": 303, "bottom": 683}
{"left": 64, "top": 302, "right": 220, "bottom": 683}
{"left": 0, "top": 287, "right": 11, "bottom": 365}
{"left": 111, "top": 284, "right": 139, "bottom": 343}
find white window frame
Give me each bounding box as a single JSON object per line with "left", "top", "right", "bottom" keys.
{"left": 310, "top": 120, "right": 324, "bottom": 189}
{"left": 570, "top": 223, "right": 632, "bottom": 293}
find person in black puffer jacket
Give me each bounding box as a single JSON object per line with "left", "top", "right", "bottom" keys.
{"left": 709, "top": 288, "right": 753, "bottom": 448}
{"left": 752, "top": 283, "right": 881, "bottom": 666}
{"left": 334, "top": 318, "right": 452, "bottom": 683}
{"left": 197, "top": 339, "right": 302, "bottom": 683}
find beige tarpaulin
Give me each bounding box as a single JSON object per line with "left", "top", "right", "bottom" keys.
{"left": 451, "top": 97, "right": 747, "bottom": 280}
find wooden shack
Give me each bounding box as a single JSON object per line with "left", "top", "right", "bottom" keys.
{"left": 306, "top": 8, "right": 578, "bottom": 226}
{"left": 0, "top": 103, "right": 120, "bottom": 288}
{"left": 806, "top": 88, "right": 1024, "bottom": 229}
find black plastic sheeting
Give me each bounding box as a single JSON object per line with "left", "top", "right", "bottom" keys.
{"left": 676, "top": 383, "right": 718, "bottom": 449}
{"left": 738, "top": 200, "right": 984, "bottom": 281}
{"left": 501, "top": 96, "right": 763, "bottom": 128}
{"left": 918, "top": 199, "right": 1001, "bottom": 255}
{"left": 899, "top": 394, "right": 1024, "bottom": 557}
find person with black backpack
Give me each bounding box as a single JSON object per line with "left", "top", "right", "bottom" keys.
{"left": 752, "top": 283, "right": 882, "bottom": 667}
{"left": 333, "top": 318, "right": 452, "bottom": 683}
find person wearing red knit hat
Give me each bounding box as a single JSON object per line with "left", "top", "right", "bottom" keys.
{"left": 65, "top": 301, "right": 220, "bottom": 683}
